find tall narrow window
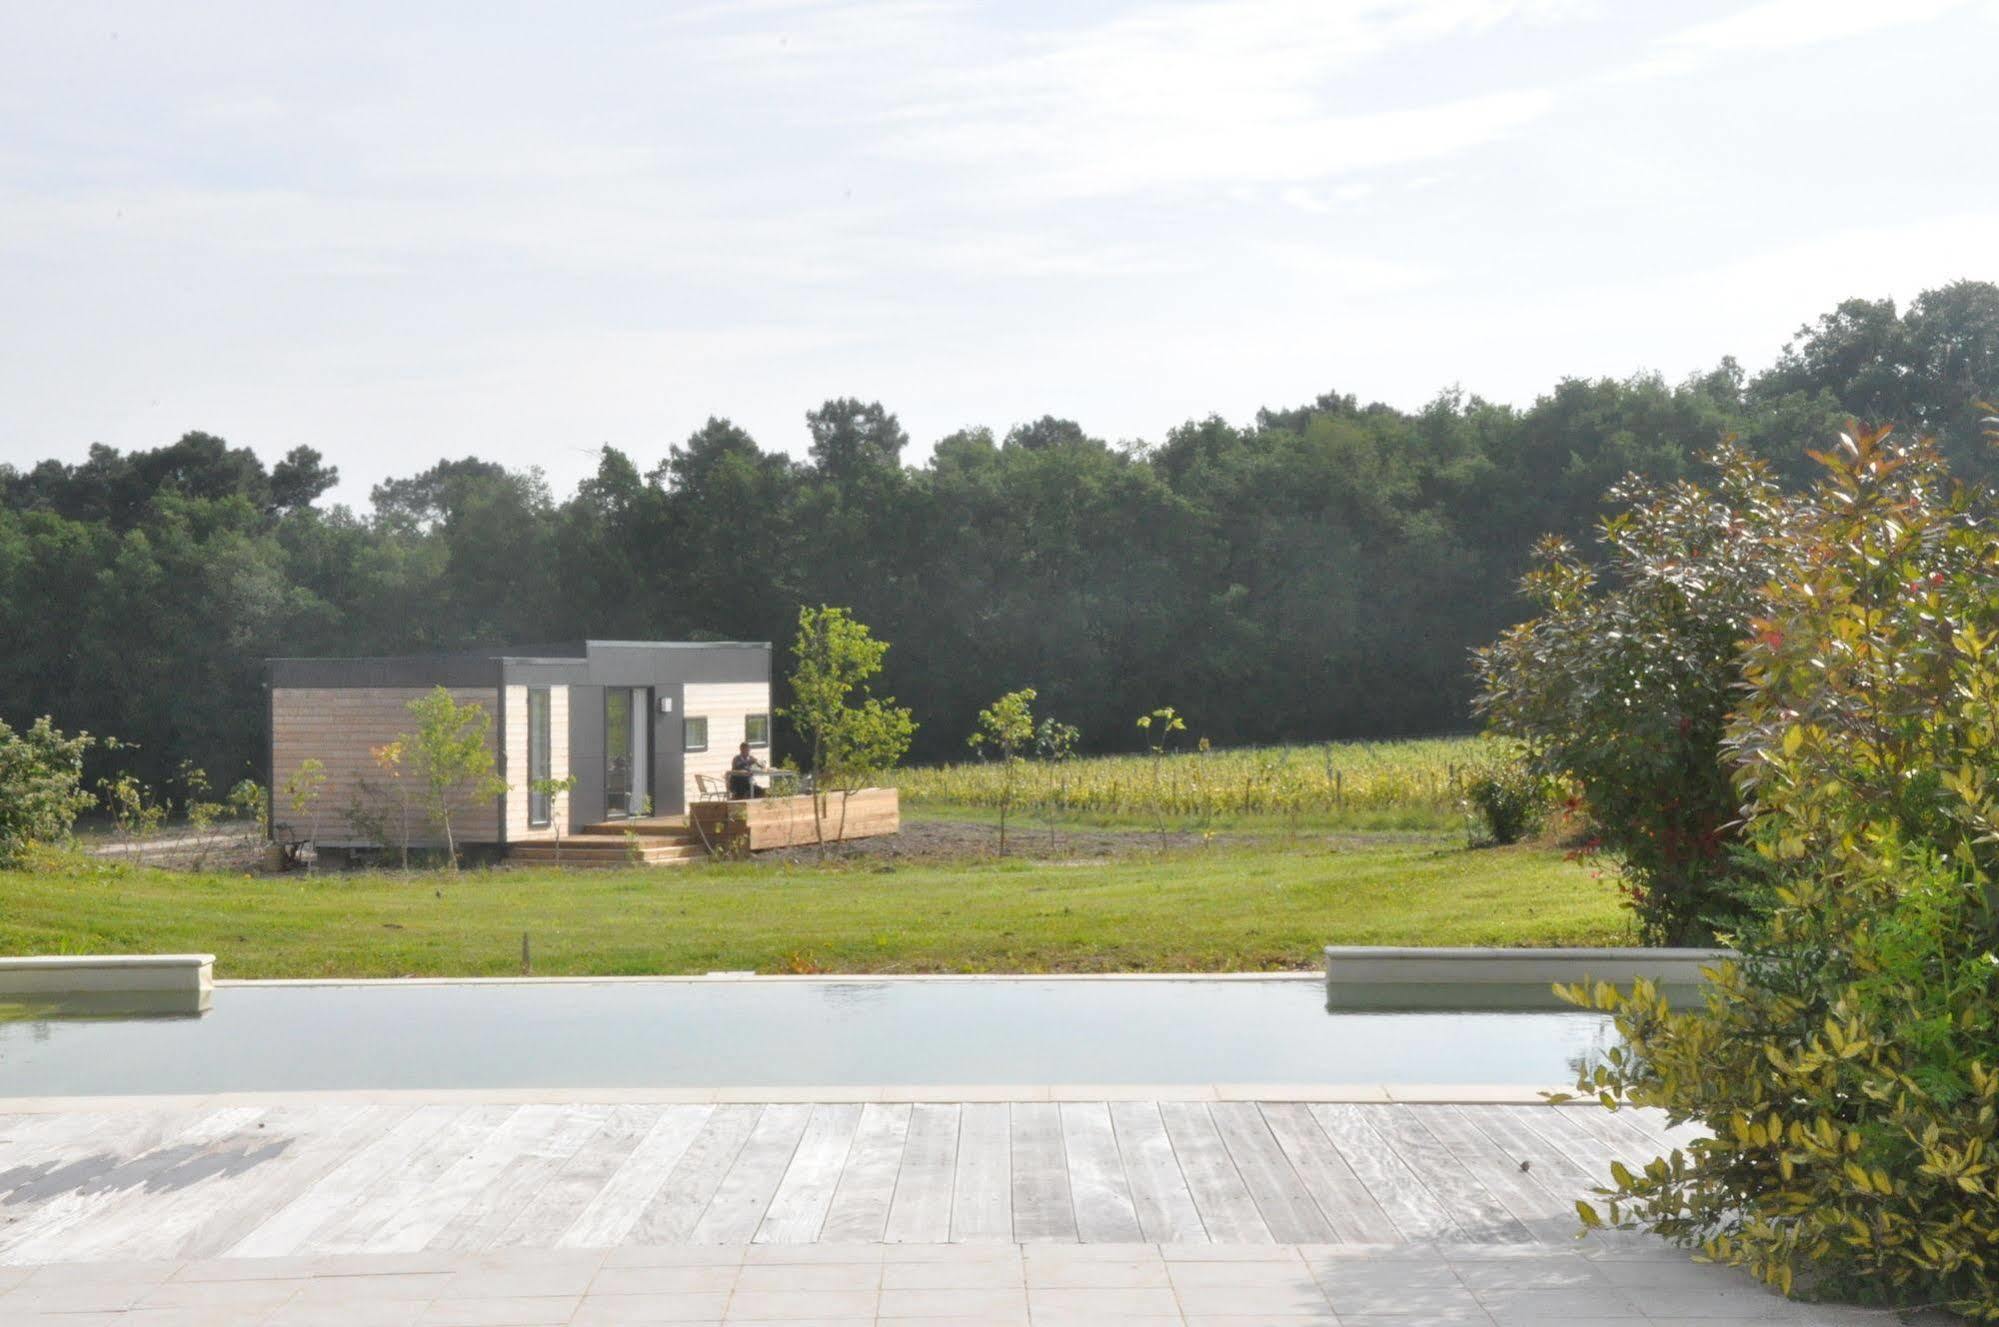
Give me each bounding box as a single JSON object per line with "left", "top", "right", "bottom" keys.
{"left": 684, "top": 716, "right": 708, "bottom": 752}
{"left": 745, "top": 713, "right": 771, "bottom": 748}
{"left": 527, "top": 688, "right": 552, "bottom": 828}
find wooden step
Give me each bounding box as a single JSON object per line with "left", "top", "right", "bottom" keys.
{"left": 506, "top": 839, "right": 707, "bottom": 867}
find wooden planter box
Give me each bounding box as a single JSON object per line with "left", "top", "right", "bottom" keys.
{"left": 690, "top": 788, "right": 900, "bottom": 852}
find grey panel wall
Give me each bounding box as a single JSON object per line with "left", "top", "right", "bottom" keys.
{"left": 568, "top": 685, "right": 605, "bottom": 829}
{"left": 652, "top": 684, "right": 684, "bottom": 817}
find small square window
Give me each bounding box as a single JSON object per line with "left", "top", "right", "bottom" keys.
{"left": 746, "top": 713, "right": 770, "bottom": 748}
{"left": 684, "top": 716, "right": 708, "bottom": 753}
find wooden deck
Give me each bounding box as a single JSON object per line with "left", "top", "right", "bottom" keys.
{"left": 0, "top": 1098, "right": 1699, "bottom": 1265}
{"left": 690, "top": 788, "right": 900, "bottom": 853}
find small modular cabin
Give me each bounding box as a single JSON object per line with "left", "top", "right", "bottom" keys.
{"left": 266, "top": 640, "right": 771, "bottom": 853}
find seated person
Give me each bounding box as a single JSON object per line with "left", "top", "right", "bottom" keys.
{"left": 727, "top": 742, "right": 765, "bottom": 799}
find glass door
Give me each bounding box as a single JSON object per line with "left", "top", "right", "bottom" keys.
{"left": 604, "top": 689, "right": 633, "bottom": 818}
{"left": 603, "top": 687, "right": 650, "bottom": 819}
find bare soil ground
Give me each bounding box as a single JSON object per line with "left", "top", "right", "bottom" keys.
{"left": 751, "top": 816, "right": 1441, "bottom": 866}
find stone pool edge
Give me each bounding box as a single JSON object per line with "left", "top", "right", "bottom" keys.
{"left": 0, "top": 1081, "right": 1602, "bottom": 1112}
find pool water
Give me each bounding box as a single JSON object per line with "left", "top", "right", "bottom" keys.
{"left": 0, "top": 977, "right": 1614, "bottom": 1097}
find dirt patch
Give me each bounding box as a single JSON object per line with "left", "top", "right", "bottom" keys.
{"left": 749, "top": 818, "right": 1441, "bottom": 866}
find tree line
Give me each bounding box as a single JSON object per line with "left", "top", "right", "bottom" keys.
{"left": 3, "top": 280, "right": 1995, "bottom": 795}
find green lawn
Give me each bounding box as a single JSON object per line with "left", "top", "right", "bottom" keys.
{"left": 0, "top": 835, "right": 1630, "bottom": 978}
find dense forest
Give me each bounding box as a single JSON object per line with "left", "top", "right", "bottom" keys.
{"left": 4, "top": 281, "right": 1996, "bottom": 792}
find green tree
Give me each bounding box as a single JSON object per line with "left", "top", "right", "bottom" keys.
{"left": 0, "top": 716, "right": 95, "bottom": 865}
{"left": 783, "top": 605, "right": 918, "bottom": 850}
{"left": 968, "top": 687, "right": 1037, "bottom": 856}
{"left": 1474, "top": 447, "right": 1793, "bottom": 943}
{"left": 403, "top": 688, "right": 508, "bottom": 871}
{"left": 281, "top": 758, "right": 328, "bottom": 871}
{"left": 1135, "top": 706, "right": 1186, "bottom": 851}
{"left": 1567, "top": 425, "right": 1999, "bottom": 1319}
{"left": 530, "top": 772, "right": 579, "bottom": 864}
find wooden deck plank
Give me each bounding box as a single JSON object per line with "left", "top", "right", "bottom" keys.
{"left": 308, "top": 1104, "right": 517, "bottom": 1254}
{"left": 1568, "top": 1103, "right": 1677, "bottom": 1163}
{"left": 1404, "top": 1106, "right": 1572, "bottom": 1244}
{"left": 1257, "top": 1102, "right": 1398, "bottom": 1244}
{"left": 229, "top": 1104, "right": 465, "bottom": 1258}
{"left": 1108, "top": 1102, "right": 1207, "bottom": 1244}
{"left": 1159, "top": 1102, "right": 1269, "bottom": 1244}
{"left": 179, "top": 1105, "right": 405, "bottom": 1261}
{"left": 431, "top": 1105, "right": 610, "bottom": 1252}
{"left": 1008, "top": 1102, "right": 1076, "bottom": 1243}
{"left": 1308, "top": 1104, "right": 1468, "bottom": 1244}
{"left": 950, "top": 1103, "right": 1013, "bottom": 1243}
{"left": 491, "top": 1104, "right": 657, "bottom": 1249}
{"left": 1459, "top": 1105, "right": 1600, "bottom": 1196}
{"left": 1358, "top": 1105, "right": 1535, "bottom": 1245}
{"left": 1500, "top": 1105, "right": 1624, "bottom": 1189}
{"left": 132, "top": 1104, "right": 393, "bottom": 1262}
{"left": 1210, "top": 1102, "right": 1335, "bottom": 1243}
{"left": 756, "top": 1103, "right": 862, "bottom": 1245}
{"left": 626, "top": 1104, "right": 760, "bottom": 1245}
{"left": 0, "top": 1098, "right": 1710, "bottom": 1262}
{"left": 690, "top": 1104, "right": 812, "bottom": 1245}
{"left": 883, "top": 1103, "right": 958, "bottom": 1244}
{"left": 14, "top": 1106, "right": 294, "bottom": 1265}
{"left": 818, "top": 1103, "right": 911, "bottom": 1244}
{"left": 557, "top": 1105, "right": 712, "bottom": 1249}
{"left": 1059, "top": 1102, "right": 1142, "bottom": 1243}
{"left": 363, "top": 1105, "right": 578, "bottom": 1253}
{"left": 0, "top": 1107, "right": 268, "bottom": 1264}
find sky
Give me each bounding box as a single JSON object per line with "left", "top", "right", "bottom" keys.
{"left": 3, "top": 0, "right": 1996, "bottom": 505}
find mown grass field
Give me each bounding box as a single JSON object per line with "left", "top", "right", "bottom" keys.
{"left": 890, "top": 734, "right": 1502, "bottom": 829}
{"left": 0, "top": 835, "right": 1628, "bottom": 979}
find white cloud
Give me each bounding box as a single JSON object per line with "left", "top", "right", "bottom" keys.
{"left": 869, "top": 1, "right": 1571, "bottom": 199}
{"left": 1630, "top": 0, "right": 1970, "bottom": 77}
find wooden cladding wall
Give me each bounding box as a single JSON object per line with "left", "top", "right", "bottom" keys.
{"left": 681, "top": 681, "right": 772, "bottom": 807}
{"left": 503, "top": 684, "right": 570, "bottom": 840}
{"left": 272, "top": 686, "right": 503, "bottom": 847}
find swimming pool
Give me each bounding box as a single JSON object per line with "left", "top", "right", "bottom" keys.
{"left": 0, "top": 976, "right": 1615, "bottom": 1096}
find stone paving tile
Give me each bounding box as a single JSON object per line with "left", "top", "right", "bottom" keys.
{"left": 592, "top": 1264, "right": 741, "bottom": 1295}
{"left": 1478, "top": 1284, "right": 1648, "bottom": 1324}
{"left": 743, "top": 1243, "right": 886, "bottom": 1264}
{"left": 0, "top": 1243, "right": 1944, "bottom": 1327}
{"left": 883, "top": 1257, "right": 1029, "bottom": 1288}
{"left": 1023, "top": 1256, "right": 1169, "bottom": 1288}
{"left": 882, "top": 1242, "right": 1026, "bottom": 1263}
{"left": 1168, "top": 1259, "right": 1327, "bottom": 1288}
{"left": 1174, "top": 1283, "right": 1337, "bottom": 1316}
{"left": 442, "top": 1261, "right": 599, "bottom": 1298}
{"left": 1322, "top": 1279, "right": 1492, "bottom": 1318}
{"left": 724, "top": 1287, "right": 879, "bottom": 1318}
{"left": 1028, "top": 1284, "right": 1185, "bottom": 1316}
{"left": 2, "top": 1281, "right": 153, "bottom": 1314}
{"left": 416, "top": 1294, "right": 582, "bottom": 1325}
{"left": 268, "top": 1299, "right": 436, "bottom": 1327}
{"left": 875, "top": 1284, "right": 1030, "bottom": 1316}
{"left": 606, "top": 1244, "right": 750, "bottom": 1268}
{"left": 736, "top": 1263, "right": 882, "bottom": 1293}
{"left": 290, "top": 1271, "right": 456, "bottom": 1301}
{"left": 568, "top": 1290, "right": 733, "bottom": 1323}
{"left": 133, "top": 1275, "right": 314, "bottom": 1311}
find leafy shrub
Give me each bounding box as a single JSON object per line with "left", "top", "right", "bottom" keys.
{"left": 1475, "top": 446, "right": 1792, "bottom": 943}
{"left": 1460, "top": 754, "right": 1547, "bottom": 846}
{"left": 1566, "top": 427, "right": 1999, "bottom": 1319}
{"left": 0, "top": 716, "right": 95, "bottom": 866}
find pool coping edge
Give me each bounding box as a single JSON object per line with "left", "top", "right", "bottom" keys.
{"left": 0, "top": 1082, "right": 1590, "bottom": 1112}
